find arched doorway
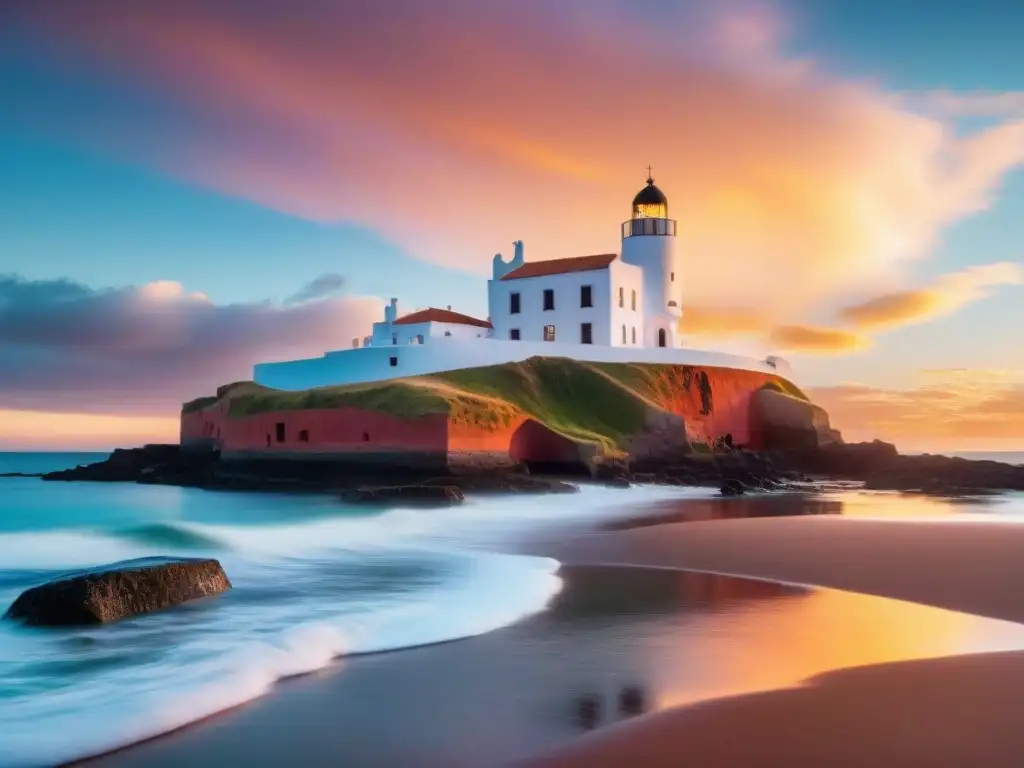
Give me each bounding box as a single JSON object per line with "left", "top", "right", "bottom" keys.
{"left": 658, "top": 328, "right": 667, "bottom": 348}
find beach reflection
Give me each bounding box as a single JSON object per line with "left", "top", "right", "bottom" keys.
{"left": 96, "top": 566, "right": 1024, "bottom": 768}
{"left": 530, "top": 565, "right": 1024, "bottom": 736}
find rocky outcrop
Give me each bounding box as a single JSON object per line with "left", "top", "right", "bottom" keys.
{"left": 864, "top": 454, "right": 1024, "bottom": 494}
{"left": 751, "top": 387, "right": 839, "bottom": 451}
{"left": 41, "top": 446, "right": 579, "bottom": 497}
{"left": 4, "top": 557, "right": 231, "bottom": 626}
{"left": 600, "top": 448, "right": 803, "bottom": 495}
{"left": 771, "top": 439, "right": 899, "bottom": 478}
{"left": 42, "top": 444, "right": 218, "bottom": 485}
{"left": 340, "top": 485, "right": 466, "bottom": 504}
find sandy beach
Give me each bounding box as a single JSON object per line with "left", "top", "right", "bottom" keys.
{"left": 88, "top": 491, "right": 1024, "bottom": 768}
{"left": 527, "top": 513, "right": 1024, "bottom": 767}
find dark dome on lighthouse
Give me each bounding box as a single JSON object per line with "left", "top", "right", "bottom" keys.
{"left": 631, "top": 172, "right": 668, "bottom": 219}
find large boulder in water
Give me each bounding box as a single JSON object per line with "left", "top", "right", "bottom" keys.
{"left": 4, "top": 557, "right": 231, "bottom": 626}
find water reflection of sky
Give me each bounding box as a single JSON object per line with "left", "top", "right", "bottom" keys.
{"left": 831, "top": 489, "right": 1024, "bottom": 521}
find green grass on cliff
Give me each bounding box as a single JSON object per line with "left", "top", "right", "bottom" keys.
{"left": 433, "top": 357, "right": 649, "bottom": 451}
{"left": 181, "top": 356, "right": 807, "bottom": 454}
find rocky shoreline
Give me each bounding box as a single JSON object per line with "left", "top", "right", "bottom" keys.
{"left": 30, "top": 439, "right": 1024, "bottom": 501}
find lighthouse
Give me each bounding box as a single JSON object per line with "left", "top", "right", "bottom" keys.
{"left": 619, "top": 171, "right": 682, "bottom": 348}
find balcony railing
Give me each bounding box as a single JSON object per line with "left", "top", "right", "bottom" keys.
{"left": 622, "top": 218, "right": 677, "bottom": 238}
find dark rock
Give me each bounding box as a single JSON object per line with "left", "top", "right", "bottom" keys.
{"left": 865, "top": 454, "right": 1024, "bottom": 493}
{"left": 771, "top": 439, "right": 899, "bottom": 478}
{"left": 720, "top": 478, "right": 747, "bottom": 496}
{"left": 752, "top": 388, "right": 838, "bottom": 451}
{"left": 340, "top": 485, "right": 466, "bottom": 504}
{"left": 575, "top": 694, "right": 602, "bottom": 730}
{"left": 618, "top": 685, "right": 647, "bottom": 716}
{"left": 0, "top": 472, "right": 42, "bottom": 478}
{"left": 604, "top": 477, "right": 632, "bottom": 489}
{"left": 4, "top": 557, "right": 231, "bottom": 626}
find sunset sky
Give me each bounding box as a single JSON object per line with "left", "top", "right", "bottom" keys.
{"left": 1, "top": 0, "right": 1023, "bottom": 452}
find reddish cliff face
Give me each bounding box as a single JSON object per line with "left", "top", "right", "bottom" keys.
{"left": 181, "top": 363, "right": 805, "bottom": 465}
{"left": 181, "top": 405, "right": 448, "bottom": 457}
{"left": 626, "top": 366, "right": 790, "bottom": 447}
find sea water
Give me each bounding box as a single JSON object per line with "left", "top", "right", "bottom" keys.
{"left": 0, "top": 453, "right": 704, "bottom": 767}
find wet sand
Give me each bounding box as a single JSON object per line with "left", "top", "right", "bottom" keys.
{"left": 526, "top": 513, "right": 1024, "bottom": 767}
{"left": 91, "top": 492, "right": 1024, "bottom": 768}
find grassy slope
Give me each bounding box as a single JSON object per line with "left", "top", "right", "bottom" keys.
{"left": 182, "top": 357, "right": 807, "bottom": 453}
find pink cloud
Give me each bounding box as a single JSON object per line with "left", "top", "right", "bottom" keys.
{"left": 0, "top": 274, "right": 382, "bottom": 415}
{"left": 7, "top": 0, "right": 1024, "bottom": 319}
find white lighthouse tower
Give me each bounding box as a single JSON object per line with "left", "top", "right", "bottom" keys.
{"left": 620, "top": 170, "right": 682, "bottom": 348}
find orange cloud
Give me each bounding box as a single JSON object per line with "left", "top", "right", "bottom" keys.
{"left": 839, "top": 263, "right": 1022, "bottom": 330}
{"left": 9, "top": 0, "right": 1024, "bottom": 317}
{"left": 808, "top": 369, "right": 1024, "bottom": 451}
{"left": 680, "top": 305, "right": 773, "bottom": 337}
{"left": 767, "top": 325, "right": 871, "bottom": 354}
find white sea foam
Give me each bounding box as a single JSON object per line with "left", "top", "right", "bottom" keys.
{"left": 2, "top": 480, "right": 669, "bottom": 767}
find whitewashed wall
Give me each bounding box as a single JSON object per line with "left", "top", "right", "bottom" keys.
{"left": 620, "top": 231, "right": 683, "bottom": 347}
{"left": 488, "top": 269, "right": 613, "bottom": 345}
{"left": 254, "top": 336, "right": 794, "bottom": 391}
{"left": 608, "top": 260, "right": 645, "bottom": 347}
{"left": 368, "top": 319, "right": 488, "bottom": 347}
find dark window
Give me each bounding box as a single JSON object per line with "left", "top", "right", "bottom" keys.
{"left": 510, "top": 292, "right": 521, "bottom": 314}
{"left": 416, "top": 334, "right": 424, "bottom": 344}
{"left": 622, "top": 324, "right": 627, "bottom": 344}
{"left": 510, "top": 328, "right": 521, "bottom": 340}
{"left": 671, "top": 271, "right": 675, "bottom": 282}
{"left": 391, "top": 332, "right": 397, "bottom": 345}
{"left": 275, "top": 422, "right": 286, "bottom": 443}
{"left": 618, "top": 287, "right": 624, "bottom": 307}
{"left": 299, "top": 429, "right": 309, "bottom": 443}
{"left": 543, "top": 289, "right": 555, "bottom": 311}
{"left": 631, "top": 290, "right": 637, "bottom": 311}
{"left": 266, "top": 434, "right": 271, "bottom": 448}
{"left": 389, "top": 356, "right": 398, "bottom": 367}
{"left": 631, "top": 327, "right": 636, "bottom": 344}
{"left": 581, "top": 323, "right": 592, "bottom": 344}
{"left": 444, "top": 330, "right": 452, "bottom": 336}
{"left": 580, "top": 285, "right": 593, "bottom": 308}
{"left": 362, "top": 432, "right": 370, "bottom": 442}
{"left": 543, "top": 324, "right": 556, "bottom": 342}
{"left": 658, "top": 328, "right": 667, "bottom": 348}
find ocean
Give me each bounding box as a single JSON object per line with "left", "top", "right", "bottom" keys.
{"left": 0, "top": 451, "right": 719, "bottom": 766}
{"left": 3, "top": 450, "right": 1024, "bottom": 766}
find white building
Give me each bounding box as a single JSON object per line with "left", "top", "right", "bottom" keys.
{"left": 255, "top": 175, "right": 790, "bottom": 390}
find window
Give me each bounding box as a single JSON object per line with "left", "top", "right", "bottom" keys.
{"left": 510, "top": 328, "right": 521, "bottom": 340}
{"left": 658, "top": 328, "right": 667, "bottom": 348}
{"left": 299, "top": 429, "right": 309, "bottom": 443}
{"left": 580, "top": 285, "right": 593, "bottom": 308}
{"left": 391, "top": 332, "right": 397, "bottom": 345}
{"left": 444, "top": 330, "right": 452, "bottom": 336}
{"left": 389, "top": 356, "right": 398, "bottom": 367}
{"left": 618, "top": 286, "right": 624, "bottom": 307}
{"left": 671, "top": 271, "right": 675, "bottom": 282}
{"left": 510, "top": 292, "right": 521, "bottom": 314}
{"left": 275, "top": 422, "right": 286, "bottom": 443}
{"left": 631, "top": 327, "right": 636, "bottom": 344}
{"left": 362, "top": 432, "right": 370, "bottom": 442}
{"left": 581, "top": 323, "right": 592, "bottom": 344}
{"left": 631, "top": 289, "right": 637, "bottom": 311}
{"left": 543, "top": 289, "right": 555, "bottom": 311}
{"left": 415, "top": 334, "right": 424, "bottom": 344}
{"left": 622, "top": 324, "right": 627, "bottom": 344}
{"left": 543, "top": 324, "right": 556, "bottom": 342}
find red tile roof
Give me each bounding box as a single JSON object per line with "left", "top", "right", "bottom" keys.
{"left": 393, "top": 307, "right": 492, "bottom": 329}
{"left": 500, "top": 253, "right": 618, "bottom": 281}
